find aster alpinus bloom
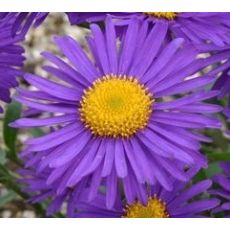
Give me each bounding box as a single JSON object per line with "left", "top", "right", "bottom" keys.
{"left": 74, "top": 166, "right": 219, "bottom": 218}
{"left": 0, "top": 13, "right": 25, "bottom": 112}
{"left": 12, "top": 17, "right": 226, "bottom": 209}
{"left": 126, "top": 12, "right": 230, "bottom": 48}
{"left": 68, "top": 12, "right": 230, "bottom": 49}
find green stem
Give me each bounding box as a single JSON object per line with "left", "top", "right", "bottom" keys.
{"left": 0, "top": 164, "right": 46, "bottom": 217}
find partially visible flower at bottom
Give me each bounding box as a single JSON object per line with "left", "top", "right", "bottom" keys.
{"left": 73, "top": 167, "right": 219, "bottom": 218}
{"left": 210, "top": 162, "right": 230, "bottom": 217}
{"left": 19, "top": 163, "right": 219, "bottom": 217}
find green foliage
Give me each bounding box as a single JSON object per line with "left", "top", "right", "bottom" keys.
{"left": 30, "top": 128, "right": 45, "bottom": 137}
{"left": 0, "top": 149, "right": 6, "bottom": 165}
{"left": 3, "top": 101, "right": 22, "bottom": 164}
{"left": 0, "top": 191, "right": 16, "bottom": 208}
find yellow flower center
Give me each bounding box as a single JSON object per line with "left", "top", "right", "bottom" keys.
{"left": 124, "top": 197, "right": 169, "bottom": 218}
{"left": 144, "top": 12, "right": 178, "bottom": 20}
{"left": 80, "top": 75, "right": 153, "bottom": 138}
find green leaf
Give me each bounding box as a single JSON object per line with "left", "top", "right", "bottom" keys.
{"left": 207, "top": 152, "right": 230, "bottom": 162}
{"left": 0, "top": 148, "right": 6, "bottom": 165}
{"left": 204, "top": 162, "right": 222, "bottom": 178}
{"left": 193, "top": 162, "right": 222, "bottom": 183}
{"left": 0, "top": 191, "right": 16, "bottom": 208}
{"left": 31, "top": 128, "right": 45, "bottom": 137}
{"left": 3, "top": 101, "right": 21, "bottom": 161}
{"left": 193, "top": 169, "right": 207, "bottom": 182}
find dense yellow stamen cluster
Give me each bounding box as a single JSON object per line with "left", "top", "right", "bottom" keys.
{"left": 124, "top": 196, "right": 169, "bottom": 218}
{"left": 80, "top": 75, "right": 153, "bottom": 138}
{"left": 145, "top": 12, "right": 178, "bottom": 20}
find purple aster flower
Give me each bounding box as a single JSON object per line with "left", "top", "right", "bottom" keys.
{"left": 68, "top": 12, "right": 230, "bottom": 49}
{"left": 0, "top": 13, "right": 25, "bottom": 112}
{"left": 210, "top": 161, "right": 230, "bottom": 217}
{"left": 137, "top": 12, "right": 230, "bottom": 49}
{"left": 74, "top": 167, "right": 219, "bottom": 218}
{"left": 12, "top": 17, "right": 225, "bottom": 209}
